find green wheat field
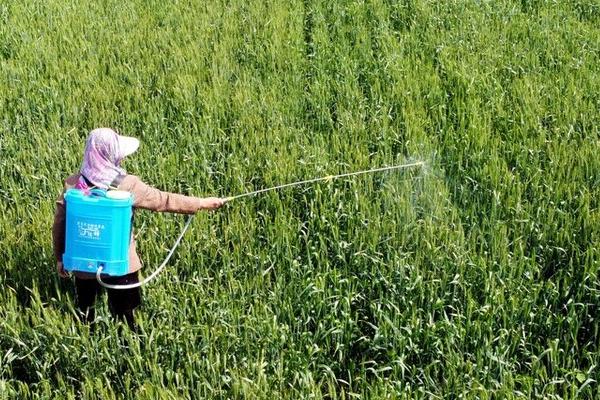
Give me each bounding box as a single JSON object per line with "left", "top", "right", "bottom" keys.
{"left": 1, "top": 0, "right": 599, "bottom": 398}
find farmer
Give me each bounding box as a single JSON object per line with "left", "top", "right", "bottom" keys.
{"left": 52, "top": 127, "right": 226, "bottom": 331}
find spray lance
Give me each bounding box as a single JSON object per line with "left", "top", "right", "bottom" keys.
{"left": 91, "top": 160, "right": 425, "bottom": 289}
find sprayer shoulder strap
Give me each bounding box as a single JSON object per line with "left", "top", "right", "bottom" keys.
{"left": 80, "top": 174, "right": 95, "bottom": 189}
{"left": 108, "top": 174, "right": 125, "bottom": 191}
{"left": 80, "top": 174, "right": 125, "bottom": 192}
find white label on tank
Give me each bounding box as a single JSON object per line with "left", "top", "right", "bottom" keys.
{"left": 77, "top": 222, "right": 105, "bottom": 240}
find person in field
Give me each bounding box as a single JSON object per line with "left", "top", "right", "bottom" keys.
{"left": 52, "top": 128, "right": 226, "bottom": 331}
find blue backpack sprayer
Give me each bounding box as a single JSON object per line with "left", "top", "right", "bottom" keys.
{"left": 63, "top": 188, "right": 134, "bottom": 276}
{"left": 62, "top": 161, "right": 425, "bottom": 289}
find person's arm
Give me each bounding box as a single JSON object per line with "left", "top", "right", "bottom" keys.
{"left": 51, "top": 193, "right": 68, "bottom": 278}
{"left": 123, "top": 175, "right": 226, "bottom": 214}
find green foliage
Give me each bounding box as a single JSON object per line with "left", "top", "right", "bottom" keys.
{"left": 1, "top": 0, "right": 598, "bottom": 398}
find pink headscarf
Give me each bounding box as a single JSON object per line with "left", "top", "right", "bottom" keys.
{"left": 76, "top": 128, "right": 127, "bottom": 190}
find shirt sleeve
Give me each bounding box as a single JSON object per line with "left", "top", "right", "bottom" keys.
{"left": 51, "top": 192, "right": 66, "bottom": 262}
{"left": 123, "top": 175, "right": 202, "bottom": 214}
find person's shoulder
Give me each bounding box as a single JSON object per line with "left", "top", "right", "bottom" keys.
{"left": 55, "top": 173, "right": 79, "bottom": 203}
{"left": 120, "top": 174, "right": 143, "bottom": 186}
{"left": 118, "top": 175, "right": 156, "bottom": 206}
{"left": 118, "top": 174, "right": 147, "bottom": 191}
{"left": 64, "top": 174, "right": 80, "bottom": 189}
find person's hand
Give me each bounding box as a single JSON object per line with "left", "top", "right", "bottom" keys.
{"left": 200, "top": 197, "right": 228, "bottom": 210}
{"left": 57, "top": 261, "right": 69, "bottom": 278}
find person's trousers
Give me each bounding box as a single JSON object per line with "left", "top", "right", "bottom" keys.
{"left": 75, "top": 271, "right": 141, "bottom": 331}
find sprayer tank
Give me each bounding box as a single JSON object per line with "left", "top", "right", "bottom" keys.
{"left": 63, "top": 189, "right": 133, "bottom": 276}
